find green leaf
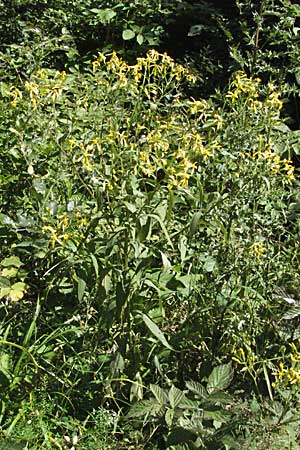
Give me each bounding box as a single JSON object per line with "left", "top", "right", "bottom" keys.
{"left": 0, "top": 287, "right": 11, "bottom": 300}
{"left": 166, "top": 427, "right": 197, "bottom": 447}
{"left": 203, "top": 257, "right": 217, "bottom": 272}
{"left": 165, "top": 408, "right": 174, "bottom": 427}
{"left": 150, "top": 384, "right": 168, "bottom": 405}
{"left": 110, "top": 352, "right": 124, "bottom": 375}
{"left": 32, "top": 178, "right": 47, "bottom": 195}
{"left": 161, "top": 251, "right": 171, "bottom": 272}
{"left": 9, "top": 282, "right": 26, "bottom": 302}
{"left": 168, "top": 385, "right": 184, "bottom": 409}
{"left": 140, "top": 313, "right": 174, "bottom": 351}
{"left": 207, "top": 362, "right": 233, "bottom": 393}
{"left": 203, "top": 408, "right": 231, "bottom": 423}
{"left": 127, "top": 399, "right": 164, "bottom": 419}
{"left": 282, "top": 306, "right": 300, "bottom": 320}
{"left": 91, "top": 8, "right": 116, "bottom": 23}
{"left": 122, "top": 29, "right": 135, "bottom": 40}
{"left": 189, "top": 211, "right": 202, "bottom": 237}
{"left": 77, "top": 277, "right": 86, "bottom": 301}
{"left": 137, "top": 34, "right": 144, "bottom": 45}
{"left": 1, "top": 257, "right": 22, "bottom": 268}
{"left": 185, "top": 381, "right": 208, "bottom": 399}
{"left": 1, "top": 267, "right": 18, "bottom": 278}
{"left": 90, "top": 254, "right": 99, "bottom": 278}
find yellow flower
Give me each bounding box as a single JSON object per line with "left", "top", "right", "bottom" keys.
{"left": 251, "top": 242, "right": 265, "bottom": 258}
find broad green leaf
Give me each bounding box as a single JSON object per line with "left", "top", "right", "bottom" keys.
{"left": 90, "top": 254, "right": 99, "bottom": 278}
{"left": 161, "top": 251, "right": 171, "bottom": 272}
{"left": 1, "top": 256, "right": 22, "bottom": 268}
{"left": 140, "top": 313, "right": 174, "bottom": 351}
{"left": 149, "top": 213, "right": 174, "bottom": 249}
{"left": 168, "top": 385, "right": 184, "bottom": 409}
{"left": 77, "top": 277, "right": 86, "bottom": 301}
{"left": 207, "top": 362, "right": 233, "bottom": 393}
{"left": 0, "top": 287, "right": 11, "bottom": 300}
{"left": 165, "top": 408, "right": 174, "bottom": 427}
{"left": 189, "top": 211, "right": 202, "bottom": 237}
{"left": 203, "top": 257, "right": 217, "bottom": 272}
{"left": 166, "top": 427, "right": 198, "bottom": 447}
{"left": 137, "top": 33, "right": 144, "bottom": 45}
{"left": 1, "top": 267, "right": 18, "bottom": 278}
{"left": 122, "top": 29, "right": 135, "bottom": 40}
{"left": 9, "top": 282, "right": 26, "bottom": 302}
{"left": 203, "top": 408, "right": 231, "bottom": 423}
{"left": 150, "top": 384, "right": 168, "bottom": 405}
{"left": 127, "top": 399, "right": 164, "bottom": 419}
{"left": 185, "top": 381, "right": 208, "bottom": 399}
{"left": 0, "top": 277, "right": 10, "bottom": 288}
{"left": 91, "top": 8, "right": 116, "bottom": 23}
{"left": 32, "top": 178, "right": 47, "bottom": 195}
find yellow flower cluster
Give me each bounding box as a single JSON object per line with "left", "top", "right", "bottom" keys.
{"left": 227, "top": 72, "right": 283, "bottom": 115}
{"left": 227, "top": 71, "right": 261, "bottom": 104}
{"left": 91, "top": 49, "right": 197, "bottom": 93}
{"left": 137, "top": 117, "right": 215, "bottom": 188}
{"left": 273, "top": 343, "right": 300, "bottom": 387}
{"left": 250, "top": 241, "right": 265, "bottom": 259}
{"left": 9, "top": 69, "right": 68, "bottom": 109}
{"left": 273, "top": 362, "right": 300, "bottom": 386}
{"left": 252, "top": 136, "right": 295, "bottom": 181}
{"left": 9, "top": 86, "right": 23, "bottom": 107}
{"left": 42, "top": 211, "right": 87, "bottom": 249}
{"left": 68, "top": 137, "right": 101, "bottom": 172}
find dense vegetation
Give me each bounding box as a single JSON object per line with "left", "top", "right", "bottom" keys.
{"left": 1, "top": 1, "right": 300, "bottom": 449}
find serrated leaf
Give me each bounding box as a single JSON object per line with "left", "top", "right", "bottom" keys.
{"left": 127, "top": 399, "right": 164, "bottom": 419}
{"left": 207, "top": 362, "right": 233, "bottom": 393}
{"left": 185, "top": 381, "right": 208, "bottom": 399}
{"left": 206, "top": 391, "right": 232, "bottom": 404}
{"left": 282, "top": 306, "right": 300, "bottom": 320}
{"left": 122, "top": 29, "right": 135, "bottom": 40}
{"left": 140, "top": 313, "right": 174, "bottom": 351}
{"left": 150, "top": 384, "right": 168, "bottom": 405}
{"left": 203, "top": 408, "right": 231, "bottom": 423}
{"left": 178, "top": 397, "right": 199, "bottom": 410}
{"left": 168, "top": 385, "right": 184, "bottom": 409}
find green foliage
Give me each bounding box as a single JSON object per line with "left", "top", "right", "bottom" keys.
{"left": 128, "top": 363, "right": 235, "bottom": 448}
{"left": 2, "top": 4, "right": 300, "bottom": 447}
